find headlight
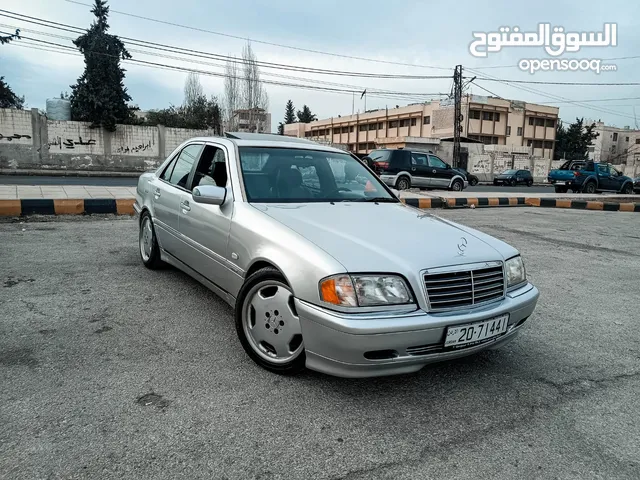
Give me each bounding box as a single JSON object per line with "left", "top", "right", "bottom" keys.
{"left": 505, "top": 256, "right": 526, "bottom": 288}
{"left": 319, "top": 274, "right": 413, "bottom": 307}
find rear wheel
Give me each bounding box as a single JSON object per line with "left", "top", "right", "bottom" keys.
{"left": 235, "top": 267, "right": 306, "bottom": 375}
{"left": 450, "top": 179, "right": 464, "bottom": 191}
{"left": 139, "top": 212, "right": 164, "bottom": 269}
{"left": 396, "top": 176, "right": 411, "bottom": 191}
{"left": 493, "top": 180, "right": 499, "bottom": 186}
{"left": 526, "top": 179, "right": 533, "bottom": 187}
{"left": 509, "top": 179, "right": 516, "bottom": 187}
{"left": 583, "top": 181, "right": 597, "bottom": 194}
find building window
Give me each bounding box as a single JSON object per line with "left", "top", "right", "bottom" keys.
{"left": 389, "top": 120, "right": 398, "bottom": 128}
{"left": 423, "top": 116, "right": 431, "bottom": 125}
{"left": 357, "top": 143, "right": 367, "bottom": 150}
{"left": 517, "top": 126, "right": 523, "bottom": 136}
{"left": 528, "top": 117, "right": 534, "bottom": 126}
{"left": 348, "top": 144, "right": 355, "bottom": 151}
{"left": 535, "top": 118, "right": 545, "bottom": 127}
{"left": 546, "top": 119, "right": 555, "bottom": 128}
{"left": 333, "top": 128, "right": 340, "bottom": 135}
{"left": 368, "top": 123, "right": 377, "bottom": 131}
{"left": 588, "top": 146, "right": 595, "bottom": 152}
{"left": 494, "top": 113, "right": 500, "bottom": 122}
{"left": 304, "top": 131, "right": 311, "bottom": 137}
{"left": 507, "top": 126, "right": 511, "bottom": 136}
{"left": 341, "top": 126, "right": 349, "bottom": 134}
{"left": 378, "top": 122, "right": 384, "bottom": 129}
{"left": 613, "top": 132, "right": 618, "bottom": 141}
{"left": 478, "top": 135, "right": 499, "bottom": 144}
{"left": 626, "top": 136, "right": 629, "bottom": 142}
{"left": 399, "top": 119, "right": 410, "bottom": 127}
{"left": 470, "top": 110, "right": 481, "bottom": 120}
{"left": 410, "top": 118, "right": 417, "bottom": 126}
{"left": 533, "top": 140, "right": 543, "bottom": 148}
{"left": 543, "top": 141, "right": 553, "bottom": 149}
{"left": 527, "top": 139, "right": 533, "bottom": 146}
{"left": 358, "top": 124, "right": 367, "bottom": 132}
{"left": 482, "top": 111, "right": 493, "bottom": 121}
{"left": 350, "top": 126, "right": 354, "bottom": 133}
{"left": 367, "top": 142, "right": 376, "bottom": 149}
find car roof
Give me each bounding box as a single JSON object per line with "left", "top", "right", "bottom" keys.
{"left": 183, "top": 132, "right": 348, "bottom": 155}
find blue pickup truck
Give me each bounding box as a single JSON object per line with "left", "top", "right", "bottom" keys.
{"left": 547, "top": 160, "right": 635, "bottom": 194}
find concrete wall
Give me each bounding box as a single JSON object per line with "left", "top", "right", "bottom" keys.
{"left": 0, "top": 108, "right": 217, "bottom": 172}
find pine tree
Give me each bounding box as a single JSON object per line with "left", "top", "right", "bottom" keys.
{"left": 0, "top": 77, "right": 25, "bottom": 109}
{"left": 69, "top": 0, "right": 132, "bottom": 131}
{"left": 284, "top": 100, "right": 296, "bottom": 124}
{"left": 296, "top": 105, "right": 317, "bottom": 123}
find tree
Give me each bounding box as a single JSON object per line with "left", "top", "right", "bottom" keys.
{"left": 277, "top": 122, "right": 285, "bottom": 135}
{"left": 284, "top": 100, "right": 296, "bottom": 124}
{"left": 69, "top": 0, "right": 132, "bottom": 131}
{"left": 296, "top": 105, "right": 317, "bottom": 123}
{"left": 0, "top": 29, "right": 20, "bottom": 45}
{"left": 144, "top": 95, "right": 223, "bottom": 133}
{"left": 241, "top": 42, "right": 269, "bottom": 132}
{"left": 223, "top": 57, "right": 240, "bottom": 131}
{"left": 183, "top": 72, "right": 204, "bottom": 108}
{"left": 554, "top": 118, "right": 599, "bottom": 160}
{"left": 0, "top": 77, "right": 25, "bottom": 109}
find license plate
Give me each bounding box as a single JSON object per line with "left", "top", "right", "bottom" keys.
{"left": 445, "top": 314, "right": 509, "bottom": 348}
{"left": 555, "top": 181, "right": 566, "bottom": 185}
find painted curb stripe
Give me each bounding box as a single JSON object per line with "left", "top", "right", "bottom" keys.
{"left": 84, "top": 199, "right": 117, "bottom": 214}
{"left": 54, "top": 199, "right": 84, "bottom": 215}
{"left": 0, "top": 200, "right": 21, "bottom": 216}
{"left": 116, "top": 199, "right": 136, "bottom": 215}
{"left": 21, "top": 199, "right": 55, "bottom": 215}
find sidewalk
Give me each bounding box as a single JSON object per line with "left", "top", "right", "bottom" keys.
{"left": 0, "top": 185, "right": 136, "bottom": 199}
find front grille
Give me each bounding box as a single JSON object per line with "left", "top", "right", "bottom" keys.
{"left": 424, "top": 264, "right": 505, "bottom": 311}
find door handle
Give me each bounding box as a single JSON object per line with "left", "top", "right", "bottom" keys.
{"left": 180, "top": 200, "right": 191, "bottom": 212}
{"left": 153, "top": 188, "right": 161, "bottom": 198}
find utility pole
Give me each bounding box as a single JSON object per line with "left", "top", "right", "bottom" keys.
{"left": 453, "top": 64, "right": 463, "bottom": 168}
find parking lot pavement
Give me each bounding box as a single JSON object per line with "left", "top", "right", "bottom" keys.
{"left": 1, "top": 209, "right": 639, "bottom": 480}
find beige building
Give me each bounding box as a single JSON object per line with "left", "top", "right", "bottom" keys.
{"left": 586, "top": 121, "right": 640, "bottom": 164}
{"left": 284, "top": 95, "right": 560, "bottom": 159}
{"left": 228, "top": 108, "right": 271, "bottom": 134}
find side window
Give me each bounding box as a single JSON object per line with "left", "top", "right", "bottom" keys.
{"left": 192, "top": 145, "right": 228, "bottom": 189}
{"left": 166, "top": 144, "right": 203, "bottom": 190}
{"left": 411, "top": 153, "right": 428, "bottom": 166}
{"left": 160, "top": 156, "right": 178, "bottom": 181}
{"left": 428, "top": 155, "right": 447, "bottom": 168}
{"left": 597, "top": 164, "right": 609, "bottom": 175}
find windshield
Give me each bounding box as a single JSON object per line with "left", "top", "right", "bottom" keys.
{"left": 238, "top": 147, "right": 397, "bottom": 203}
{"left": 502, "top": 169, "right": 517, "bottom": 175}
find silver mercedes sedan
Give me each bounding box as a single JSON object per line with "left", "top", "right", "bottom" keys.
{"left": 134, "top": 133, "right": 539, "bottom": 378}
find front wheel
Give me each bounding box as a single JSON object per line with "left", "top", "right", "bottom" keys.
{"left": 450, "top": 179, "right": 464, "bottom": 191}
{"left": 235, "top": 267, "right": 306, "bottom": 375}
{"left": 469, "top": 177, "right": 478, "bottom": 186}
{"left": 554, "top": 186, "right": 568, "bottom": 193}
{"left": 509, "top": 179, "right": 516, "bottom": 187}
{"left": 526, "top": 179, "right": 533, "bottom": 187}
{"left": 621, "top": 183, "right": 633, "bottom": 195}
{"left": 396, "top": 176, "right": 411, "bottom": 191}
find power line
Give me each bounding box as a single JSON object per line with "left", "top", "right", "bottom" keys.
{"left": 536, "top": 97, "right": 640, "bottom": 105}
{"left": 62, "top": 0, "right": 453, "bottom": 71}
{"left": 470, "top": 82, "right": 504, "bottom": 99}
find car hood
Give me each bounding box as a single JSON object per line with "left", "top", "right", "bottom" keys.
{"left": 254, "top": 202, "right": 517, "bottom": 273}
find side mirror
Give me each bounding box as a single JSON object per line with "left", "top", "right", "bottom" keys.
{"left": 192, "top": 185, "right": 226, "bottom": 206}
{"left": 446, "top": 164, "right": 451, "bottom": 169}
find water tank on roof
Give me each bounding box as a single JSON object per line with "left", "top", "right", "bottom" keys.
{"left": 46, "top": 98, "right": 71, "bottom": 120}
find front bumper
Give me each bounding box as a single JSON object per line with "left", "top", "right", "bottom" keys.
{"left": 296, "top": 283, "right": 539, "bottom": 378}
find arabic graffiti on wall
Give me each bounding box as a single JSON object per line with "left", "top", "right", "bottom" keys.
{"left": 0, "top": 133, "right": 32, "bottom": 142}
{"left": 115, "top": 140, "right": 153, "bottom": 154}
{"left": 47, "top": 136, "right": 96, "bottom": 149}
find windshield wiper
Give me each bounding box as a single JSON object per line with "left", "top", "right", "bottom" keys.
{"left": 357, "top": 197, "right": 398, "bottom": 203}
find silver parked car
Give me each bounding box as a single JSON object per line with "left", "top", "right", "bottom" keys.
{"left": 134, "top": 133, "right": 539, "bottom": 378}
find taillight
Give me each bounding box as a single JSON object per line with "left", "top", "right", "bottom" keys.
{"left": 573, "top": 171, "right": 579, "bottom": 176}
{"left": 374, "top": 162, "right": 389, "bottom": 170}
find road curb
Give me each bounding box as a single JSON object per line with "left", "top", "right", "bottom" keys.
{"left": 0, "top": 198, "right": 136, "bottom": 216}
{"left": 401, "top": 197, "right": 640, "bottom": 212}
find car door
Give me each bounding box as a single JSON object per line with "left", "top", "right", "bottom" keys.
{"left": 605, "top": 165, "right": 626, "bottom": 191}
{"left": 410, "top": 152, "right": 431, "bottom": 187}
{"left": 427, "top": 154, "right": 453, "bottom": 188}
{"left": 596, "top": 164, "right": 615, "bottom": 190}
{"left": 150, "top": 143, "right": 203, "bottom": 256}
{"left": 177, "top": 143, "right": 236, "bottom": 291}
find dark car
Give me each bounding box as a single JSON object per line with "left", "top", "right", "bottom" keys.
{"left": 453, "top": 167, "right": 479, "bottom": 186}
{"left": 548, "top": 161, "right": 634, "bottom": 194}
{"left": 365, "top": 149, "right": 468, "bottom": 191}
{"left": 493, "top": 169, "right": 533, "bottom": 187}
{"left": 634, "top": 177, "right": 640, "bottom": 194}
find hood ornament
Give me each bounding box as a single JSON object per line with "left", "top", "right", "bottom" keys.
{"left": 457, "top": 237, "right": 468, "bottom": 256}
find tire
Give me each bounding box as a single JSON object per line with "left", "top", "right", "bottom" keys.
{"left": 493, "top": 180, "right": 498, "bottom": 186}
{"left": 583, "top": 181, "right": 597, "bottom": 194}
{"left": 554, "top": 186, "right": 568, "bottom": 194}
{"left": 526, "top": 179, "right": 533, "bottom": 187}
{"left": 450, "top": 179, "right": 464, "bottom": 191}
{"left": 396, "top": 176, "right": 411, "bottom": 191}
{"left": 621, "top": 183, "right": 633, "bottom": 195}
{"left": 235, "top": 267, "right": 306, "bottom": 375}
{"left": 509, "top": 179, "right": 516, "bottom": 187}
{"left": 469, "top": 177, "right": 478, "bottom": 187}
{"left": 139, "top": 211, "right": 164, "bottom": 269}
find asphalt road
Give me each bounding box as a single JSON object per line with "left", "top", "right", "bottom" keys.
{"left": 1, "top": 209, "right": 639, "bottom": 479}
{"left": 0, "top": 175, "right": 554, "bottom": 193}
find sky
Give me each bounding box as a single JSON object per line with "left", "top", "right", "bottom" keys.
{"left": 1, "top": 0, "right": 639, "bottom": 132}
